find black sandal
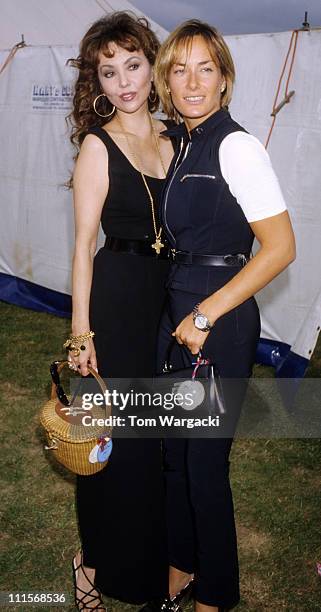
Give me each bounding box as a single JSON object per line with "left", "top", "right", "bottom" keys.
{"left": 140, "top": 578, "right": 194, "bottom": 611}
{"left": 72, "top": 551, "right": 106, "bottom": 611}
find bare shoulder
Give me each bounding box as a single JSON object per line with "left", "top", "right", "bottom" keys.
{"left": 76, "top": 133, "right": 109, "bottom": 170}
{"left": 98, "top": 124, "right": 128, "bottom": 147}
{"left": 81, "top": 132, "right": 108, "bottom": 152}
{"left": 74, "top": 133, "right": 109, "bottom": 185}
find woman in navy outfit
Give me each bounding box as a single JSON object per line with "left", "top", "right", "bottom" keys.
{"left": 149, "top": 20, "right": 296, "bottom": 612}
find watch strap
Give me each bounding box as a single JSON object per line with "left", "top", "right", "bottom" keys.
{"left": 192, "top": 303, "right": 212, "bottom": 332}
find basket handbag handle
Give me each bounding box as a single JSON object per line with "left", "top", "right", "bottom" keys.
{"left": 49, "top": 360, "right": 111, "bottom": 419}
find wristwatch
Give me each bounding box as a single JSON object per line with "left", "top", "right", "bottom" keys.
{"left": 192, "top": 303, "right": 213, "bottom": 332}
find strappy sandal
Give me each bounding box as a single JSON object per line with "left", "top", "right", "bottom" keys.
{"left": 140, "top": 578, "right": 194, "bottom": 611}
{"left": 72, "top": 552, "right": 106, "bottom": 611}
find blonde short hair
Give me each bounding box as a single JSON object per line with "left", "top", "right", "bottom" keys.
{"left": 154, "top": 20, "right": 235, "bottom": 121}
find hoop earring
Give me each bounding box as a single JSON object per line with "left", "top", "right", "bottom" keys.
{"left": 93, "top": 94, "right": 115, "bottom": 118}
{"left": 148, "top": 84, "right": 157, "bottom": 104}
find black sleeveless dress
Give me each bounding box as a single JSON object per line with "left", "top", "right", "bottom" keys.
{"left": 76, "top": 125, "right": 172, "bottom": 604}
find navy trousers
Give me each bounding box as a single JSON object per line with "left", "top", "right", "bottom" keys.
{"left": 157, "top": 282, "right": 260, "bottom": 608}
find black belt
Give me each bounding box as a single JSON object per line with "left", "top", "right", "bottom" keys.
{"left": 171, "top": 250, "right": 249, "bottom": 267}
{"left": 104, "top": 237, "right": 170, "bottom": 259}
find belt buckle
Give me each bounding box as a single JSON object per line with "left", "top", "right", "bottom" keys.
{"left": 170, "top": 248, "right": 176, "bottom": 261}
{"left": 223, "top": 254, "right": 235, "bottom": 265}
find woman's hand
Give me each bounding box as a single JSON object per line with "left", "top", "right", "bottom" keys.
{"left": 67, "top": 338, "right": 98, "bottom": 376}
{"left": 172, "top": 312, "right": 210, "bottom": 355}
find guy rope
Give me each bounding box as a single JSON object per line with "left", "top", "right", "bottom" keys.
{"left": 0, "top": 35, "right": 26, "bottom": 76}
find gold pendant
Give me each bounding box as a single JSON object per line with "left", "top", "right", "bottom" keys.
{"left": 152, "top": 238, "right": 164, "bottom": 255}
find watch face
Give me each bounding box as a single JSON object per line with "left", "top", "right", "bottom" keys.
{"left": 195, "top": 314, "right": 208, "bottom": 330}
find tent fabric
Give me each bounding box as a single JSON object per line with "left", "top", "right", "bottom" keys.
{"left": 0, "top": 45, "right": 77, "bottom": 296}
{"left": 0, "top": 0, "right": 168, "bottom": 48}
{"left": 226, "top": 29, "right": 321, "bottom": 368}
{"left": 256, "top": 338, "right": 309, "bottom": 378}
{"left": 0, "top": 7, "right": 320, "bottom": 376}
{"left": 0, "top": 272, "right": 71, "bottom": 318}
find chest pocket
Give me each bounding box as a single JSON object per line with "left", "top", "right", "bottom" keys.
{"left": 180, "top": 173, "right": 216, "bottom": 183}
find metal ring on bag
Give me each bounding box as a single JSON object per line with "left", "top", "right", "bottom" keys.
{"left": 44, "top": 438, "right": 58, "bottom": 450}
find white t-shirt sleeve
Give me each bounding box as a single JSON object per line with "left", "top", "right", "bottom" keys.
{"left": 218, "top": 131, "right": 287, "bottom": 222}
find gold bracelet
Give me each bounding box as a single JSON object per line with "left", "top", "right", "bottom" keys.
{"left": 63, "top": 330, "right": 95, "bottom": 354}
{"left": 70, "top": 331, "right": 95, "bottom": 342}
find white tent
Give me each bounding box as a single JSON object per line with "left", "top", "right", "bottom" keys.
{"left": 0, "top": 2, "right": 320, "bottom": 376}
{"left": 226, "top": 28, "right": 321, "bottom": 376}
{"left": 0, "top": 0, "right": 168, "bottom": 47}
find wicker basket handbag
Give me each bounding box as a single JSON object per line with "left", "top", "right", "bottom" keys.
{"left": 40, "top": 360, "right": 112, "bottom": 476}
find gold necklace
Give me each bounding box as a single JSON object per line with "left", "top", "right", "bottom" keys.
{"left": 116, "top": 113, "right": 167, "bottom": 254}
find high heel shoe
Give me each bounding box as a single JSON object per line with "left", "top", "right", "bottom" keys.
{"left": 140, "top": 578, "right": 194, "bottom": 612}
{"left": 72, "top": 551, "right": 107, "bottom": 611}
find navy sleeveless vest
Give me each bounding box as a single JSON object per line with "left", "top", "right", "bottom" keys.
{"left": 161, "top": 108, "right": 254, "bottom": 294}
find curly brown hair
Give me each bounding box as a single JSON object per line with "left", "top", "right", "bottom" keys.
{"left": 66, "top": 11, "right": 160, "bottom": 154}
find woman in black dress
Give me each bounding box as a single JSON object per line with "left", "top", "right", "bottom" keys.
{"left": 67, "top": 12, "right": 174, "bottom": 610}
{"left": 151, "top": 20, "right": 296, "bottom": 612}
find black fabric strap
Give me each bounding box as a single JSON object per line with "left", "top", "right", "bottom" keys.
{"left": 172, "top": 251, "right": 249, "bottom": 267}
{"left": 104, "top": 236, "right": 170, "bottom": 259}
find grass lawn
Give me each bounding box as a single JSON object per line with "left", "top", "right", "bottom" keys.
{"left": 0, "top": 301, "right": 320, "bottom": 611}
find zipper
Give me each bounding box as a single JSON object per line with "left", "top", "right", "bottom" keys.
{"left": 163, "top": 137, "right": 191, "bottom": 246}
{"left": 173, "top": 136, "right": 185, "bottom": 172}
{"left": 180, "top": 173, "right": 216, "bottom": 182}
